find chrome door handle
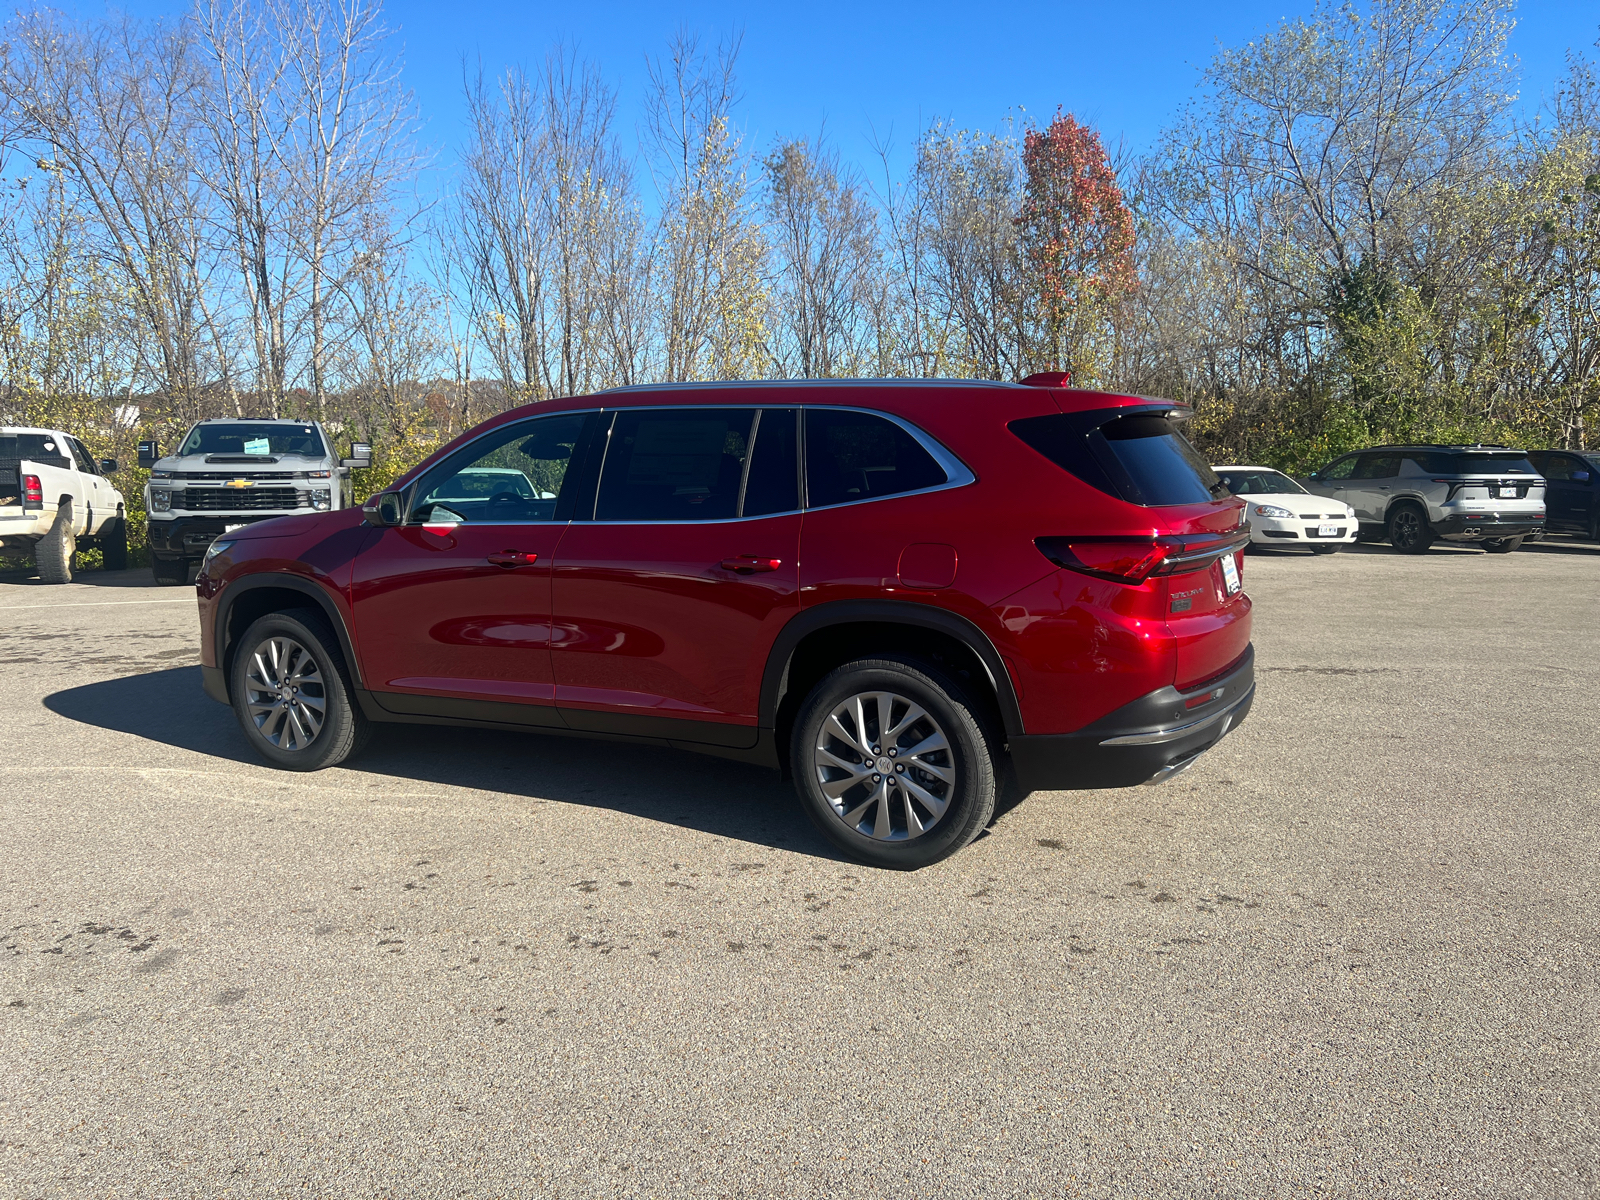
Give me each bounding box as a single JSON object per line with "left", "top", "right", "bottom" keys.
{"left": 719, "top": 555, "right": 782, "bottom": 574}
{"left": 487, "top": 550, "right": 537, "bottom": 568}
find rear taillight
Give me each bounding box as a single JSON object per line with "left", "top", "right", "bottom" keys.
{"left": 23, "top": 474, "right": 42, "bottom": 506}
{"left": 1036, "top": 531, "right": 1249, "bottom": 585}
{"left": 1036, "top": 538, "right": 1171, "bottom": 583}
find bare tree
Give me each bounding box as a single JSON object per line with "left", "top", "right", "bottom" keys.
{"left": 643, "top": 32, "right": 769, "bottom": 381}
{"left": 764, "top": 136, "right": 880, "bottom": 377}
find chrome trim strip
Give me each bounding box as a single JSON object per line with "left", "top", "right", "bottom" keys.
{"left": 1098, "top": 684, "right": 1255, "bottom": 747}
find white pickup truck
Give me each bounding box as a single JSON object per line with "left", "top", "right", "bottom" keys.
{"left": 0, "top": 426, "right": 129, "bottom": 583}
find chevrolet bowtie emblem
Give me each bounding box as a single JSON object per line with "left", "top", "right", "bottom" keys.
{"left": 224, "top": 478, "right": 255, "bottom": 488}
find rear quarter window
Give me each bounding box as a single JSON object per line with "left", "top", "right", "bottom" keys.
{"left": 804, "top": 409, "right": 947, "bottom": 509}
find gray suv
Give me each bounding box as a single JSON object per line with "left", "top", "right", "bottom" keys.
{"left": 1304, "top": 445, "right": 1545, "bottom": 554}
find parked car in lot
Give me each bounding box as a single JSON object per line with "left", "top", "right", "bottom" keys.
{"left": 141, "top": 419, "right": 370, "bottom": 586}
{"left": 194, "top": 378, "right": 1256, "bottom": 869}
{"left": 1304, "top": 444, "right": 1545, "bottom": 553}
{"left": 1214, "top": 465, "right": 1357, "bottom": 553}
{"left": 0, "top": 426, "right": 127, "bottom": 582}
{"left": 1526, "top": 449, "right": 1600, "bottom": 540}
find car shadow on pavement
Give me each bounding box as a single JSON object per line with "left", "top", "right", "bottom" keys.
{"left": 43, "top": 665, "right": 841, "bottom": 859}
{"left": 0, "top": 566, "right": 167, "bottom": 588}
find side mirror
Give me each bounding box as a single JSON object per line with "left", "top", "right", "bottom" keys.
{"left": 341, "top": 441, "right": 373, "bottom": 469}
{"left": 1573, "top": 470, "right": 1591, "bottom": 484}
{"left": 363, "top": 490, "right": 404, "bottom": 527}
{"left": 137, "top": 440, "right": 159, "bottom": 469}
{"left": 99, "top": 458, "right": 119, "bottom": 474}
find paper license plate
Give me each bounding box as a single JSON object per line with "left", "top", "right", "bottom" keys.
{"left": 1317, "top": 523, "right": 1338, "bottom": 537}
{"left": 1499, "top": 486, "right": 1517, "bottom": 498}
{"left": 1219, "top": 553, "right": 1241, "bottom": 596}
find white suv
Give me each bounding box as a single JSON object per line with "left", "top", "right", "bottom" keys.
{"left": 1305, "top": 445, "right": 1545, "bottom": 553}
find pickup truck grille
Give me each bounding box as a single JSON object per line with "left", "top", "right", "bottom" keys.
{"left": 175, "top": 487, "right": 307, "bottom": 511}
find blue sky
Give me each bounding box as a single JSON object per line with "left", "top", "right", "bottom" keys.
{"left": 59, "top": 0, "right": 1600, "bottom": 186}
{"left": 376, "top": 0, "right": 1596, "bottom": 168}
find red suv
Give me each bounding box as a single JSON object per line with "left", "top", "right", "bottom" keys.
{"left": 196, "top": 378, "right": 1254, "bottom": 868}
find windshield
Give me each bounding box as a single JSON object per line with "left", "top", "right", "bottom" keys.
{"left": 178, "top": 423, "right": 325, "bottom": 458}
{"left": 1216, "top": 469, "right": 1306, "bottom": 496}
{"left": 1450, "top": 452, "right": 1536, "bottom": 475}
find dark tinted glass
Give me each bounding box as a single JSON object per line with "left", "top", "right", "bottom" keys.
{"left": 1531, "top": 454, "right": 1572, "bottom": 480}
{"left": 1401, "top": 452, "right": 1452, "bottom": 474}
{"left": 1097, "top": 416, "right": 1221, "bottom": 505}
{"left": 1319, "top": 455, "right": 1359, "bottom": 480}
{"left": 1352, "top": 454, "right": 1401, "bottom": 479}
{"left": 178, "top": 423, "right": 326, "bottom": 457}
{"left": 414, "top": 412, "right": 588, "bottom": 524}
{"left": 596, "top": 408, "right": 756, "bottom": 521}
{"left": 68, "top": 438, "right": 98, "bottom": 474}
{"left": 15, "top": 433, "right": 70, "bottom": 469}
{"left": 1449, "top": 452, "right": 1537, "bottom": 474}
{"left": 804, "top": 409, "right": 946, "bottom": 508}
{"left": 742, "top": 408, "right": 799, "bottom": 517}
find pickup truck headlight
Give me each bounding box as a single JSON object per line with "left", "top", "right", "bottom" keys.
{"left": 149, "top": 489, "right": 171, "bottom": 513}
{"left": 310, "top": 488, "right": 331, "bottom": 511}
{"left": 1253, "top": 504, "right": 1293, "bottom": 519}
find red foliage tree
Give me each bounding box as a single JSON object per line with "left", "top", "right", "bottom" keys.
{"left": 1017, "top": 112, "right": 1137, "bottom": 377}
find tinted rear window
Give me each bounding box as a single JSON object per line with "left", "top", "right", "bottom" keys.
{"left": 15, "top": 433, "right": 71, "bottom": 469}
{"left": 1099, "top": 417, "right": 1222, "bottom": 504}
{"left": 1450, "top": 453, "right": 1536, "bottom": 474}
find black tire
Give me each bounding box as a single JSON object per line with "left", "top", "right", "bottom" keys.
{"left": 1386, "top": 503, "right": 1435, "bottom": 554}
{"left": 1483, "top": 536, "right": 1523, "bottom": 554}
{"left": 151, "top": 556, "right": 187, "bottom": 586}
{"left": 100, "top": 516, "right": 128, "bottom": 570}
{"left": 229, "top": 608, "right": 370, "bottom": 771}
{"left": 789, "top": 656, "right": 997, "bottom": 870}
{"left": 35, "top": 503, "right": 75, "bottom": 583}
{"left": 1310, "top": 544, "right": 1339, "bottom": 555}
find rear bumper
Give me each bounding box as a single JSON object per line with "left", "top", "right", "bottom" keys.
{"left": 1432, "top": 512, "right": 1543, "bottom": 539}
{"left": 1008, "top": 647, "right": 1255, "bottom": 791}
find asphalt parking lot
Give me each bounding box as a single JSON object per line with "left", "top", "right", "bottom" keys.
{"left": 2, "top": 541, "right": 1597, "bottom": 1199}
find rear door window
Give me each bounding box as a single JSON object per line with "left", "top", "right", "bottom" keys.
{"left": 804, "top": 409, "right": 947, "bottom": 509}
{"left": 595, "top": 408, "right": 756, "bottom": 522}
{"left": 741, "top": 408, "right": 799, "bottom": 517}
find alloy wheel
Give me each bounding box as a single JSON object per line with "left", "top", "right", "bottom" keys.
{"left": 244, "top": 636, "right": 327, "bottom": 751}
{"left": 812, "top": 690, "right": 955, "bottom": 841}
{"left": 1392, "top": 509, "right": 1422, "bottom": 548}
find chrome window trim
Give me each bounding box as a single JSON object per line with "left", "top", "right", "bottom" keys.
{"left": 580, "top": 402, "right": 974, "bottom": 522}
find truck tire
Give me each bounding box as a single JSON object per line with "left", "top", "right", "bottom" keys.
{"left": 789, "top": 655, "right": 998, "bottom": 870}
{"left": 100, "top": 515, "right": 129, "bottom": 571}
{"left": 1386, "top": 503, "right": 1435, "bottom": 554}
{"left": 230, "top": 608, "right": 370, "bottom": 770}
{"left": 35, "top": 502, "right": 76, "bottom": 584}
{"left": 151, "top": 556, "right": 187, "bottom": 586}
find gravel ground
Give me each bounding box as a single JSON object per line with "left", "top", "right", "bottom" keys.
{"left": 1, "top": 540, "right": 1596, "bottom": 1199}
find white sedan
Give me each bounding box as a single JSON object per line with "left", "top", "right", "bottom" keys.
{"left": 1214, "top": 465, "right": 1358, "bottom": 554}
